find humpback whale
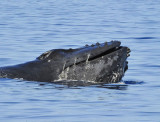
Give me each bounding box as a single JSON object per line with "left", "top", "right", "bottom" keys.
{"left": 0, "top": 41, "right": 130, "bottom": 84}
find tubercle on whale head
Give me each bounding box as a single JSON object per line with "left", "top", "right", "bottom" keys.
{"left": 96, "top": 42, "right": 100, "bottom": 46}
{"left": 91, "top": 44, "right": 95, "bottom": 47}
{"left": 85, "top": 44, "right": 89, "bottom": 47}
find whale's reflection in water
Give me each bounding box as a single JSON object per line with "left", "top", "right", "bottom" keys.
{"left": 35, "top": 80, "right": 144, "bottom": 90}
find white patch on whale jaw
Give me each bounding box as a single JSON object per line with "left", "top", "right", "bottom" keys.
{"left": 109, "top": 67, "right": 124, "bottom": 83}
{"left": 58, "top": 67, "right": 70, "bottom": 80}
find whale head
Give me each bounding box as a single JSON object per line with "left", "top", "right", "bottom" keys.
{"left": 36, "top": 41, "right": 130, "bottom": 83}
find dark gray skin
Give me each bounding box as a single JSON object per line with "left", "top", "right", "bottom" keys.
{"left": 0, "top": 41, "right": 130, "bottom": 84}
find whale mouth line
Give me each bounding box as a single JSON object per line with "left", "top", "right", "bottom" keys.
{"left": 88, "top": 46, "right": 122, "bottom": 61}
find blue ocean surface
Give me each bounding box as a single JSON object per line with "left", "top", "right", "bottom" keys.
{"left": 0, "top": 0, "right": 160, "bottom": 121}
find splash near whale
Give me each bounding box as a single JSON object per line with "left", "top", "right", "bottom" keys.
{"left": 0, "top": 41, "right": 131, "bottom": 84}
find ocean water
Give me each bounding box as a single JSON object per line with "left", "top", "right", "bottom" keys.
{"left": 0, "top": 0, "right": 160, "bottom": 121}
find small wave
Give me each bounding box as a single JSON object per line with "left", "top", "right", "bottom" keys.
{"left": 132, "top": 37, "right": 156, "bottom": 40}
{"left": 123, "top": 80, "right": 144, "bottom": 84}
{"left": 95, "top": 83, "right": 128, "bottom": 90}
